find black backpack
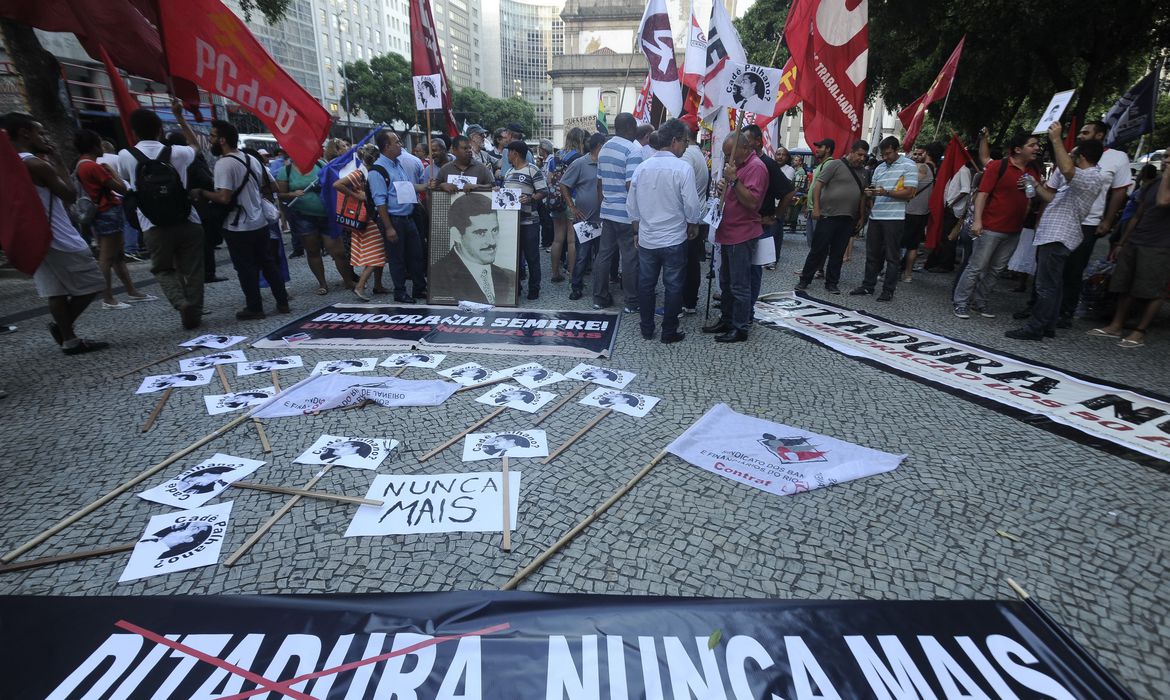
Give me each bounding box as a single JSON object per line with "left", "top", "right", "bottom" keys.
{"left": 127, "top": 145, "right": 191, "bottom": 227}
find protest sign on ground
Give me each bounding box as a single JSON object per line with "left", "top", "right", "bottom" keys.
{"left": 345, "top": 472, "right": 520, "bottom": 535}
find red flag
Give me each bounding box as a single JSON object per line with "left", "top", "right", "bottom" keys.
{"left": 898, "top": 36, "right": 965, "bottom": 150}
{"left": 0, "top": 131, "right": 52, "bottom": 275}
{"left": 925, "top": 135, "right": 972, "bottom": 249}
{"left": 409, "top": 0, "right": 459, "bottom": 137}
{"left": 159, "top": 0, "right": 330, "bottom": 171}
{"left": 1065, "top": 115, "right": 1078, "bottom": 151}
{"left": 633, "top": 74, "right": 653, "bottom": 124}
{"left": 97, "top": 46, "right": 141, "bottom": 146}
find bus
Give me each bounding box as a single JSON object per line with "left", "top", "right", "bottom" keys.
{"left": 238, "top": 133, "right": 280, "bottom": 153}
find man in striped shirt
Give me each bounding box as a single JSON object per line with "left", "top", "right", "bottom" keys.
{"left": 592, "top": 113, "right": 644, "bottom": 312}
{"left": 851, "top": 136, "right": 918, "bottom": 302}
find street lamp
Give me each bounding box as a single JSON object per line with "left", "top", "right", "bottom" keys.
{"left": 333, "top": 11, "right": 354, "bottom": 142}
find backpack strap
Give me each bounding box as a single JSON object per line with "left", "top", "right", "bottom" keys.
{"left": 839, "top": 157, "right": 867, "bottom": 194}
{"left": 225, "top": 153, "right": 259, "bottom": 226}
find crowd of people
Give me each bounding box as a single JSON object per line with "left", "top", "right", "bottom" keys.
{"left": 5, "top": 101, "right": 1166, "bottom": 355}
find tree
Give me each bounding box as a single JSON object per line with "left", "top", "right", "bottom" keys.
{"left": 734, "top": 0, "right": 790, "bottom": 68}
{"left": 452, "top": 87, "right": 538, "bottom": 137}
{"left": 340, "top": 53, "right": 415, "bottom": 126}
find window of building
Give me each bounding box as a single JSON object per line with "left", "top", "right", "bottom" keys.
{"left": 602, "top": 91, "right": 618, "bottom": 116}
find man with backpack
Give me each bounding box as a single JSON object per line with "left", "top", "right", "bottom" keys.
{"left": 117, "top": 106, "right": 205, "bottom": 329}
{"left": 196, "top": 120, "right": 290, "bottom": 320}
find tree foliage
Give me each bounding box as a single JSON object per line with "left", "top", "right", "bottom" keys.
{"left": 734, "top": 1, "right": 790, "bottom": 68}
{"left": 452, "top": 87, "right": 538, "bottom": 136}
{"left": 340, "top": 53, "right": 416, "bottom": 126}
{"left": 238, "top": 0, "right": 293, "bottom": 24}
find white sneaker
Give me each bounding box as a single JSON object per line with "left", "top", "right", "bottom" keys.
{"left": 953, "top": 307, "right": 970, "bottom": 319}
{"left": 126, "top": 294, "right": 158, "bottom": 303}
{"left": 102, "top": 301, "right": 131, "bottom": 310}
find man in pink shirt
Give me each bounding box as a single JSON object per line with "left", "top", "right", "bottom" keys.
{"left": 702, "top": 135, "right": 766, "bottom": 343}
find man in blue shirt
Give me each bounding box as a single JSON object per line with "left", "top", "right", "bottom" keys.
{"left": 592, "top": 113, "right": 644, "bottom": 311}
{"left": 368, "top": 130, "right": 427, "bottom": 302}
{"left": 851, "top": 136, "right": 917, "bottom": 302}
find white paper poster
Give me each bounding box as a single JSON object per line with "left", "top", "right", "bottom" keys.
{"left": 345, "top": 472, "right": 520, "bottom": 536}
{"left": 293, "top": 434, "right": 399, "bottom": 470}
{"left": 203, "top": 386, "right": 277, "bottom": 415}
{"left": 393, "top": 180, "right": 418, "bottom": 205}
{"left": 1033, "top": 89, "right": 1075, "bottom": 134}
{"left": 720, "top": 62, "right": 784, "bottom": 114}
{"left": 462, "top": 430, "right": 549, "bottom": 461}
{"left": 179, "top": 350, "right": 248, "bottom": 372}
{"left": 437, "top": 362, "right": 500, "bottom": 387}
{"left": 237, "top": 356, "right": 304, "bottom": 376}
{"left": 380, "top": 352, "right": 446, "bottom": 369}
{"left": 492, "top": 188, "right": 522, "bottom": 210}
{"left": 249, "top": 374, "right": 459, "bottom": 418}
{"left": 565, "top": 363, "right": 635, "bottom": 389}
{"left": 181, "top": 334, "right": 246, "bottom": 349}
{"left": 574, "top": 221, "right": 602, "bottom": 244}
{"left": 119, "top": 501, "right": 233, "bottom": 583}
{"left": 702, "top": 198, "right": 724, "bottom": 229}
{"left": 475, "top": 384, "right": 556, "bottom": 413}
{"left": 446, "top": 174, "right": 476, "bottom": 189}
{"left": 138, "top": 453, "right": 264, "bottom": 509}
{"left": 135, "top": 369, "right": 214, "bottom": 394}
{"left": 503, "top": 362, "right": 566, "bottom": 389}
{"left": 310, "top": 357, "right": 379, "bottom": 376}
{"left": 413, "top": 73, "right": 443, "bottom": 110}
{"left": 580, "top": 387, "right": 660, "bottom": 418}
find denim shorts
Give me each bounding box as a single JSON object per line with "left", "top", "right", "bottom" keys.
{"left": 286, "top": 209, "right": 330, "bottom": 238}
{"left": 91, "top": 207, "right": 124, "bottom": 237}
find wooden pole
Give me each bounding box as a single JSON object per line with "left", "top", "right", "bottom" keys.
{"left": 224, "top": 466, "right": 333, "bottom": 567}
{"left": 532, "top": 382, "right": 587, "bottom": 426}
{"left": 231, "top": 481, "right": 381, "bottom": 506}
{"left": 931, "top": 84, "right": 955, "bottom": 141}
{"left": 501, "top": 455, "right": 512, "bottom": 552}
{"left": 140, "top": 387, "right": 173, "bottom": 433}
{"left": 1, "top": 412, "right": 252, "bottom": 563}
{"left": 542, "top": 409, "right": 611, "bottom": 464}
{"left": 216, "top": 365, "right": 232, "bottom": 392}
{"left": 502, "top": 450, "right": 668, "bottom": 590}
{"left": 270, "top": 370, "right": 282, "bottom": 392}
{"left": 455, "top": 374, "right": 510, "bottom": 393}
{"left": 393, "top": 366, "right": 407, "bottom": 377}
{"left": 112, "top": 348, "right": 193, "bottom": 380}
{"left": 0, "top": 542, "right": 136, "bottom": 574}
{"left": 253, "top": 419, "right": 272, "bottom": 453}
{"left": 419, "top": 407, "right": 506, "bottom": 462}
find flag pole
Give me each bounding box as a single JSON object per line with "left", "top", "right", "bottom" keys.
{"left": 931, "top": 83, "right": 955, "bottom": 141}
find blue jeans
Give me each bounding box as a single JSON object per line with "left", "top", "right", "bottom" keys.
{"left": 718, "top": 239, "right": 756, "bottom": 332}
{"left": 520, "top": 222, "right": 541, "bottom": 293}
{"left": 638, "top": 241, "right": 686, "bottom": 338}
{"left": 952, "top": 230, "right": 1018, "bottom": 310}
{"left": 223, "top": 226, "right": 288, "bottom": 312}
{"left": 386, "top": 214, "right": 427, "bottom": 297}
{"left": 1026, "top": 242, "right": 1070, "bottom": 334}
{"left": 572, "top": 235, "right": 595, "bottom": 292}
{"left": 801, "top": 215, "right": 855, "bottom": 286}
{"left": 123, "top": 218, "right": 141, "bottom": 254}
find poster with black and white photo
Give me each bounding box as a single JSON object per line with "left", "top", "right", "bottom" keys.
{"left": 180, "top": 334, "right": 246, "bottom": 349}
{"left": 203, "top": 386, "right": 278, "bottom": 415}
{"left": 502, "top": 362, "right": 566, "bottom": 389}
{"left": 345, "top": 472, "right": 521, "bottom": 536}
{"left": 565, "top": 363, "right": 635, "bottom": 389}
{"left": 413, "top": 73, "right": 443, "bottom": 111}
{"left": 135, "top": 369, "right": 214, "bottom": 394}
{"left": 119, "top": 501, "right": 232, "bottom": 583}
{"left": 720, "top": 62, "right": 784, "bottom": 114}
{"left": 462, "top": 430, "right": 549, "bottom": 461}
{"left": 178, "top": 350, "right": 248, "bottom": 372}
{"left": 310, "top": 357, "right": 379, "bottom": 376}
{"left": 428, "top": 191, "right": 520, "bottom": 308}
{"left": 580, "top": 387, "right": 660, "bottom": 418}
{"left": 379, "top": 352, "right": 446, "bottom": 369}
{"left": 1033, "top": 89, "right": 1075, "bottom": 134}
{"left": 437, "top": 361, "right": 500, "bottom": 387}
{"left": 293, "top": 434, "right": 399, "bottom": 470}
{"left": 138, "top": 454, "right": 265, "bottom": 509}
{"left": 446, "top": 174, "right": 476, "bottom": 190}
{"left": 237, "top": 356, "right": 304, "bottom": 376}
{"left": 475, "top": 384, "right": 556, "bottom": 413}
{"left": 491, "top": 188, "right": 522, "bottom": 210}
{"left": 573, "top": 221, "right": 601, "bottom": 244}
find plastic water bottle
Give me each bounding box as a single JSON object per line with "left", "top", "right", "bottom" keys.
{"left": 1023, "top": 176, "right": 1036, "bottom": 199}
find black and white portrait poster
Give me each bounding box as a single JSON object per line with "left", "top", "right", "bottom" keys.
{"left": 462, "top": 430, "right": 549, "bottom": 461}
{"left": 437, "top": 361, "right": 500, "bottom": 387}
{"left": 564, "top": 363, "right": 635, "bottom": 389}
{"left": 181, "top": 334, "right": 246, "bottom": 349}
{"left": 135, "top": 369, "right": 214, "bottom": 394}
{"left": 573, "top": 221, "right": 601, "bottom": 244}
{"left": 137, "top": 453, "right": 264, "bottom": 509}
{"left": 413, "top": 73, "right": 443, "bottom": 111}
{"left": 721, "top": 61, "right": 783, "bottom": 114}
{"left": 119, "top": 501, "right": 232, "bottom": 583}
{"left": 580, "top": 387, "right": 661, "bottom": 418}
{"left": 502, "top": 362, "right": 566, "bottom": 389}
{"left": 345, "top": 472, "right": 521, "bottom": 536}
{"left": 379, "top": 352, "right": 446, "bottom": 369}
{"left": 491, "top": 188, "right": 522, "bottom": 210}
{"left": 428, "top": 191, "right": 520, "bottom": 307}
{"left": 475, "top": 384, "right": 556, "bottom": 414}
{"left": 310, "top": 357, "right": 379, "bottom": 376}
{"left": 178, "top": 350, "right": 248, "bottom": 372}
{"left": 202, "top": 386, "right": 278, "bottom": 415}
{"left": 236, "top": 355, "right": 304, "bottom": 377}
{"left": 294, "top": 434, "right": 398, "bottom": 470}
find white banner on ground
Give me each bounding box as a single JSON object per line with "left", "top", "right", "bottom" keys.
{"left": 380, "top": 352, "right": 446, "bottom": 369}
{"left": 502, "top": 362, "right": 566, "bottom": 389}
{"left": 136, "top": 369, "right": 214, "bottom": 394}
{"left": 756, "top": 293, "right": 1170, "bottom": 462}
{"left": 564, "top": 363, "right": 635, "bottom": 389}
{"left": 345, "top": 472, "right": 520, "bottom": 536}
{"left": 462, "top": 430, "right": 549, "bottom": 461}
{"left": 580, "top": 387, "right": 660, "bottom": 418}
{"left": 119, "top": 501, "right": 233, "bottom": 583}
{"left": 179, "top": 350, "right": 248, "bottom": 372}
{"left": 237, "top": 356, "right": 304, "bottom": 376}
{"left": 249, "top": 374, "right": 459, "bottom": 418}
{"left": 310, "top": 357, "right": 379, "bottom": 376}
{"left": 475, "top": 384, "right": 556, "bottom": 413}
{"left": 668, "top": 403, "right": 905, "bottom": 496}
{"left": 204, "top": 386, "right": 278, "bottom": 415}
{"left": 293, "top": 434, "right": 398, "bottom": 470}
{"left": 181, "top": 334, "right": 246, "bottom": 349}
{"left": 438, "top": 362, "right": 501, "bottom": 387}
{"left": 138, "top": 454, "right": 264, "bottom": 509}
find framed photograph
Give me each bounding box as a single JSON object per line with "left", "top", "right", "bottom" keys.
{"left": 427, "top": 191, "right": 520, "bottom": 307}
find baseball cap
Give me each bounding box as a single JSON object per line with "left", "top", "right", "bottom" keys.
{"left": 466, "top": 124, "right": 488, "bottom": 136}
{"left": 813, "top": 138, "right": 836, "bottom": 150}
{"left": 539, "top": 138, "right": 555, "bottom": 153}
{"left": 506, "top": 122, "right": 526, "bottom": 137}
{"left": 257, "top": 148, "right": 270, "bottom": 156}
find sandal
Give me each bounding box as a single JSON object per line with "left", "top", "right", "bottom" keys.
{"left": 1117, "top": 338, "right": 1145, "bottom": 348}
{"left": 1087, "top": 328, "right": 1122, "bottom": 338}
{"left": 314, "top": 286, "right": 328, "bottom": 296}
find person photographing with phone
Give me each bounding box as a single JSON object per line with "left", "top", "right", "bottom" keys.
{"left": 850, "top": 136, "right": 917, "bottom": 302}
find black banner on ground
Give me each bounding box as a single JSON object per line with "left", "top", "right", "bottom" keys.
{"left": 254, "top": 304, "right": 621, "bottom": 358}
{"left": 1, "top": 592, "right": 1132, "bottom": 699}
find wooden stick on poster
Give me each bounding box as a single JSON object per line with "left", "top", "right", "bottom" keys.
{"left": 230, "top": 481, "right": 381, "bottom": 506}
{"left": 542, "top": 409, "right": 612, "bottom": 464}
{"left": 140, "top": 387, "right": 173, "bottom": 433}
{"left": 224, "top": 465, "right": 333, "bottom": 567}
{"left": 532, "top": 383, "right": 588, "bottom": 426}
{"left": 419, "top": 407, "right": 507, "bottom": 462}
{"left": 270, "top": 370, "right": 282, "bottom": 392}
{"left": 253, "top": 419, "right": 272, "bottom": 453}
{"left": 0, "top": 542, "right": 137, "bottom": 574}
{"left": 112, "top": 348, "right": 193, "bottom": 380}
{"left": 501, "top": 450, "right": 668, "bottom": 590}
{"left": 216, "top": 365, "right": 232, "bottom": 393}
{"left": 1, "top": 412, "right": 252, "bottom": 563}
{"left": 501, "top": 455, "right": 512, "bottom": 552}
{"left": 455, "top": 374, "right": 510, "bottom": 394}
{"left": 393, "top": 366, "right": 407, "bottom": 377}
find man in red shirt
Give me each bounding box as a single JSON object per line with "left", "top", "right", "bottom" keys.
{"left": 952, "top": 132, "right": 1042, "bottom": 319}
{"left": 702, "top": 134, "right": 766, "bottom": 343}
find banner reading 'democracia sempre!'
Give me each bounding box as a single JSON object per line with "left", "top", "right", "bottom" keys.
{"left": 4, "top": 592, "right": 1132, "bottom": 699}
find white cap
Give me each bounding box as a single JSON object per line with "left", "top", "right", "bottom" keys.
{"left": 258, "top": 148, "right": 270, "bottom": 156}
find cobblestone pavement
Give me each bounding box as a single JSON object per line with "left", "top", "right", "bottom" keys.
{"left": 0, "top": 232, "right": 1166, "bottom": 697}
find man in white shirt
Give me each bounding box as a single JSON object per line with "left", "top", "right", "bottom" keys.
{"left": 679, "top": 116, "right": 709, "bottom": 314}
{"left": 117, "top": 103, "right": 204, "bottom": 329}
{"left": 196, "top": 120, "right": 289, "bottom": 321}
{"left": 627, "top": 118, "right": 702, "bottom": 344}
